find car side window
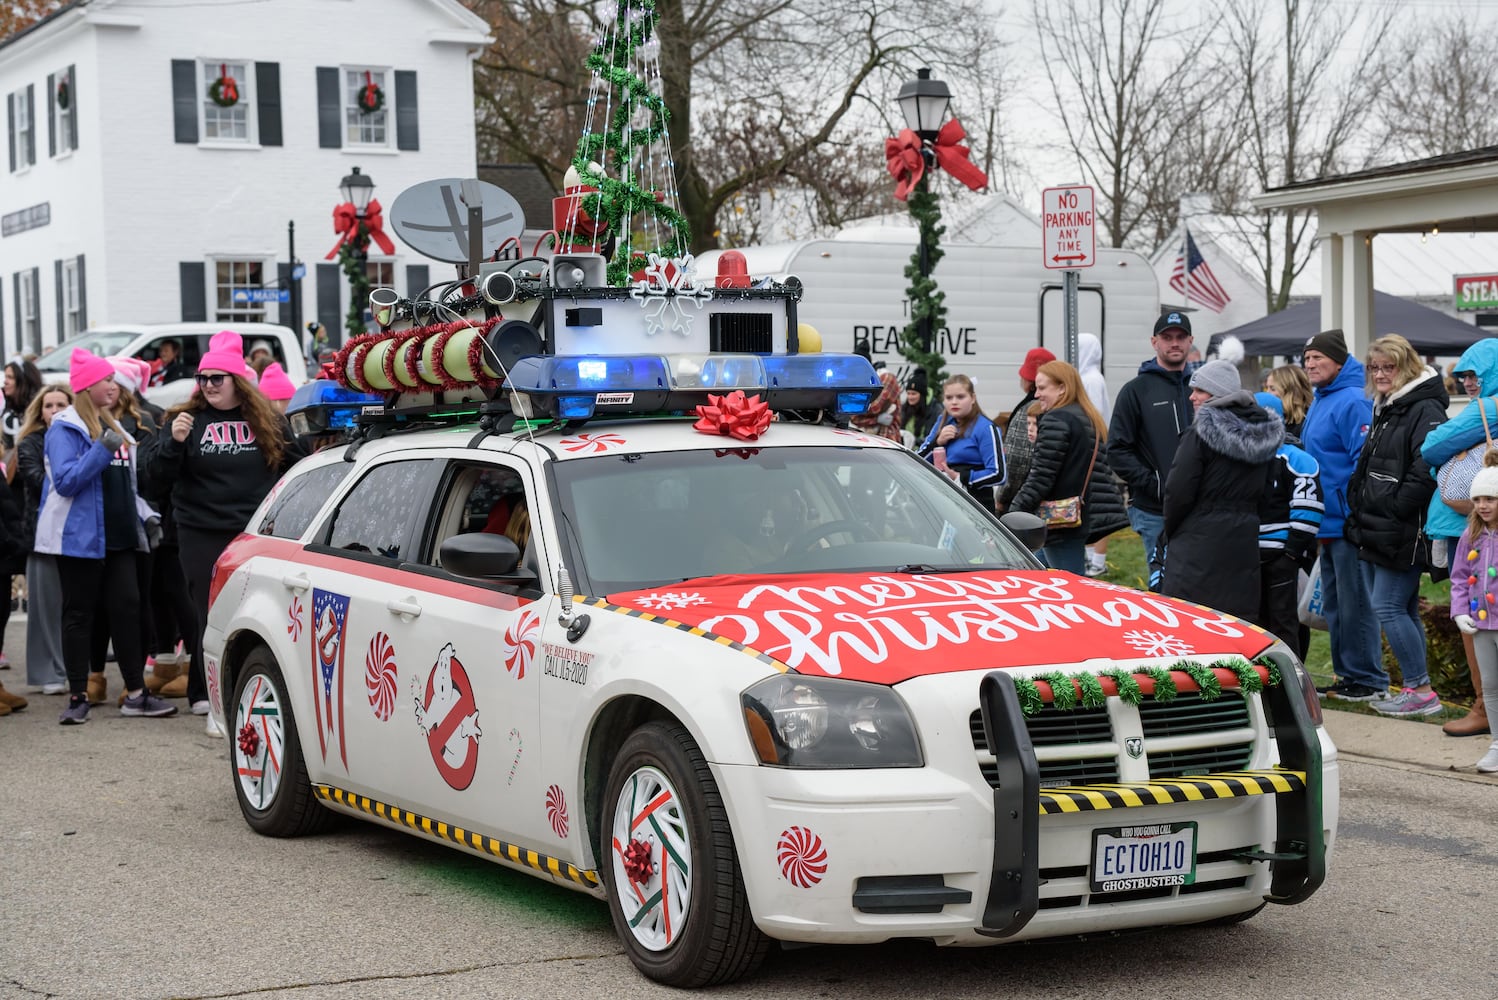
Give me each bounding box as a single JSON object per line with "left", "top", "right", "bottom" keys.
{"left": 257, "top": 463, "right": 352, "bottom": 539}
{"left": 426, "top": 462, "right": 533, "bottom": 568}
{"left": 324, "top": 459, "right": 436, "bottom": 562}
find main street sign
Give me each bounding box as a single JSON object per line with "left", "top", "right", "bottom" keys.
{"left": 1042, "top": 185, "right": 1095, "bottom": 270}
{"left": 1455, "top": 273, "right": 1498, "bottom": 312}
{"left": 233, "top": 288, "right": 290, "bottom": 303}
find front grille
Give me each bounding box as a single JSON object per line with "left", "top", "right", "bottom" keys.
{"left": 1139, "top": 693, "right": 1250, "bottom": 736}
{"left": 1147, "top": 743, "right": 1253, "bottom": 778}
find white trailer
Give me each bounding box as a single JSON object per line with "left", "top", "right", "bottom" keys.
{"left": 700, "top": 236, "right": 1161, "bottom": 401}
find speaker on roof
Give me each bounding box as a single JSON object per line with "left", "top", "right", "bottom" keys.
{"left": 484, "top": 319, "right": 543, "bottom": 377}
{"left": 478, "top": 265, "right": 517, "bottom": 305}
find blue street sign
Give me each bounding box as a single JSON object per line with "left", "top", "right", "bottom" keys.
{"left": 233, "top": 288, "right": 290, "bottom": 303}
{"left": 291, "top": 264, "right": 306, "bottom": 280}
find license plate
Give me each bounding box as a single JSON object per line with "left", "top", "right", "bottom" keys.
{"left": 1090, "top": 822, "right": 1197, "bottom": 893}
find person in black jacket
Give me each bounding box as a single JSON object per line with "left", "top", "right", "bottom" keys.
{"left": 1107, "top": 312, "right": 1195, "bottom": 588}
{"left": 1345, "top": 334, "right": 1449, "bottom": 718}
{"left": 1162, "top": 360, "right": 1283, "bottom": 621}
{"left": 15, "top": 384, "right": 72, "bottom": 694}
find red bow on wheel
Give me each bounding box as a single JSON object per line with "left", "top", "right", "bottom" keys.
{"left": 326, "top": 199, "right": 397, "bottom": 259}
{"left": 693, "top": 391, "right": 772, "bottom": 442}
{"left": 883, "top": 118, "right": 989, "bottom": 202}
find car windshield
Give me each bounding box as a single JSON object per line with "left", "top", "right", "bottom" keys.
{"left": 35, "top": 330, "right": 140, "bottom": 372}
{"left": 551, "top": 445, "right": 1035, "bottom": 594}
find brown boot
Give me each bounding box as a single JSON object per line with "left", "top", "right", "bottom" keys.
{"left": 145, "top": 656, "right": 183, "bottom": 694}
{"left": 159, "top": 673, "right": 189, "bottom": 698}
{"left": 0, "top": 700, "right": 10, "bottom": 716}
{"left": 0, "top": 683, "right": 25, "bottom": 712}
{"left": 1444, "top": 644, "right": 1488, "bottom": 736}
{"left": 86, "top": 672, "right": 109, "bottom": 706}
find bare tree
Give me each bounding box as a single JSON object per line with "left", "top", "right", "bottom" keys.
{"left": 1032, "top": 0, "right": 1225, "bottom": 249}
{"left": 1370, "top": 14, "right": 1498, "bottom": 162}
{"left": 1221, "top": 0, "right": 1394, "bottom": 313}
{"left": 466, "top": 0, "right": 1008, "bottom": 252}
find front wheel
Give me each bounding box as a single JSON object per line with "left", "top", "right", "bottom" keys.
{"left": 601, "top": 721, "right": 770, "bottom": 987}
{"left": 230, "top": 645, "right": 331, "bottom": 837}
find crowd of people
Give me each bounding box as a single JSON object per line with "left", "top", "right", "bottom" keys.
{"left": 0, "top": 330, "right": 301, "bottom": 728}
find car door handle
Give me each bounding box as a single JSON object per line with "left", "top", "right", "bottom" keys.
{"left": 386, "top": 598, "right": 422, "bottom": 619}
{"left": 282, "top": 573, "right": 310, "bottom": 593}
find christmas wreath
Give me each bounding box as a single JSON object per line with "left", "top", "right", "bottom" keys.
{"left": 357, "top": 72, "right": 384, "bottom": 114}
{"left": 208, "top": 64, "right": 239, "bottom": 108}
{"left": 56, "top": 77, "right": 70, "bottom": 111}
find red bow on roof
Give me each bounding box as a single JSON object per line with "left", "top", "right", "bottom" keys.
{"left": 693, "top": 391, "right": 772, "bottom": 442}
{"left": 884, "top": 119, "right": 989, "bottom": 202}
{"left": 326, "top": 199, "right": 396, "bottom": 260}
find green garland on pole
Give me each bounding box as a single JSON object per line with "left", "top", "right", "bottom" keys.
{"left": 338, "top": 241, "right": 370, "bottom": 341}
{"left": 899, "top": 179, "right": 949, "bottom": 387}
{"left": 569, "top": 0, "right": 690, "bottom": 286}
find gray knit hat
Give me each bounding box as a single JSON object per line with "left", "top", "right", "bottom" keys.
{"left": 1189, "top": 359, "right": 1242, "bottom": 399}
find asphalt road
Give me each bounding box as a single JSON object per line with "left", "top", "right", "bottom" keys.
{"left": 2, "top": 620, "right": 1495, "bottom": 999}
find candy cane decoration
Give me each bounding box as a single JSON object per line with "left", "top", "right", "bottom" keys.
{"left": 507, "top": 727, "right": 523, "bottom": 786}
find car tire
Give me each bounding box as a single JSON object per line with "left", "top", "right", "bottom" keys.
{"left": 229, "top": 645, "right": 332, "bottom": 838}
{"left": 601, "top": 720, "right": 770, "bottom": 987}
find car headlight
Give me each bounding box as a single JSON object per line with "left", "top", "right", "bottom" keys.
{"left": 741, "top": 675, "right": 923, "bottom": 768}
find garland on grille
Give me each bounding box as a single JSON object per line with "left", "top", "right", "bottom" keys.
{"left": 1011, "top": 656, "right": 1280, "bottom": 716}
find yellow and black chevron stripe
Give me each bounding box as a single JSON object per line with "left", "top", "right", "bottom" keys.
{"left": 578, "top": 595, "right": 789, "bottom": 673}
{"left": 315, "top": 785, "right": 600, "bottom": 889}
{"left": 1038, "top": 769, "right": 1306, "bottom": 815}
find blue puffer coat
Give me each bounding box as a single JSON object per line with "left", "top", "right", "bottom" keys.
{"left": 1422, "top": 338, "right": 1498, "bottom": 541}
{"left": 1300, "top": 357, "right": 1372, "bottom": 539}
{"left": 33, "top": 407, "right": 153, "bottom": 559}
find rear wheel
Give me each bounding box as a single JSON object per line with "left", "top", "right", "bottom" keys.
{"left": 601, "top": 721, "right": 770, "bottom": 987}
{"left": 230, "top": 646, "right": 331, "bottom": 837}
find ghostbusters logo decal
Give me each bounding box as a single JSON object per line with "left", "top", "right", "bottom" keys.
{"left": 412, "top": 643, "right": 483, "bottom": 790}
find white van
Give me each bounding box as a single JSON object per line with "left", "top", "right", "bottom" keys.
{"left": 34, "top": 322, "right": 306, "bottom": 407}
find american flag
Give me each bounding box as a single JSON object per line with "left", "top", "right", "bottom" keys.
{"left": 1170, "top": 229, "right": 1231, "bottom": 313}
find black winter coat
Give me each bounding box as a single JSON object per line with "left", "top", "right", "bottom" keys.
{"left": 1107, "top": 361, "right": 1193, "bottom": 514}
{"left": 0, "top": 473, "right": 24, "bottom": 573}
{"left": 1162, "top": 392, "right": 1283, "bottom": 620}
{"left": 16, "top": 430, "right": 45, "bottom": 550}
{"left": 1011, "top": 403, "right": 1098, "bottom": 544}
{"left": 1345, "top": 368, "right": 1448, "bottom": 570}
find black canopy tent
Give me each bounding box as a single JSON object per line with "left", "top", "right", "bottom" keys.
{"left": 1207, "top": 291, "right": 1487, "bottom": 358}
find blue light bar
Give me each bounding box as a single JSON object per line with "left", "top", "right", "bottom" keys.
{"left": 764, "top": 354, "right": 879, "bottom": 390}
{"left": 509, "top": 355, "right": 670, "bottom": 392}
{"left": 286, "top": 379, "right": 384, "bottom": 415}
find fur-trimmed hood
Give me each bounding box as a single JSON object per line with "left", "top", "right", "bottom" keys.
{"left": 1193, "top": 391, "right": 1284, "bottom": 463}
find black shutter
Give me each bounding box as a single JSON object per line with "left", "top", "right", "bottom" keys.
{"left": 255, "top": 61, "right": 282, "bottom": 147}
{"left": 7, "top": 93, "right": 15, "bottom": 172}
{"left": 317, "top": 263, "right": 341, "bottom": 346}
{"left": 24, "top": 84, "right": 34, "bottom": 166}
{"left": 66, "top": 66, "right": 77, "bottom": 151}
{"left": 76, "top": 254, "right": 87, "bottom": 329}
{"left": 316, "top": 67, "right": 341, "bottom": 149}
{"left": 27, "top": 267, "right": 39, "bottom": 353}
{"left": 171, "top": 59, "right": 198, "bottom": 144}
{"left": 46, "top": 73, "right": 56, "bottom": 158}
{"left": 11, "top": 274, "right": 19, "bottom": 353}
{"left": 179, "top": 262, "right": 207, "bottom": 321}
{"left": 54, "top": 259, "right": 63, "bottom": 340}
{"left": 405, "top": 264, "right": 430, "bottom": 300}
{"left": 277, "top": 261, "right": 292, "bottom": 326}
{"left": 394, "top": 70, "right": 418, "bottom": 151}
{"left": 0, "top": 281, "right": 5, "bottom": 353}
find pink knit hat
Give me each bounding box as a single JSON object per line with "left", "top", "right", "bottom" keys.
{"left": 198, "top": 330, "right": 249, "bottom": 378}
{"left": 257, "top": 362, "right": 295, "bottom": 401}
{"left": 108, "top": 357, "right": 142, "bottom": 394}
{"left": 70, "top": 349, "right": 116, "bottom": 393}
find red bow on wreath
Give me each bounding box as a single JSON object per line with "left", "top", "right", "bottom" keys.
{"left": 884, "top": 119, "right": 989, "bottom": 202}
{"left": 693, "top": 391, "right": 772, "bottom": 442}
{"left": 326, "top": 199, "right": 397, "bottom": 259}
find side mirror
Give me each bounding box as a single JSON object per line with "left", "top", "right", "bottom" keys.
{"left": 439, "top": 531, "right": 526, "bottom": 579}
{"left": 1000, "top": 511, "right": 1048, "bottom": 552}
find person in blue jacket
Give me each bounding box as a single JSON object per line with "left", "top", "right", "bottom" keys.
{"left": 1299, "top": 329, "right": 1386, "bottom": 703}
{"left": 919, "top": 374, "right": 1006, "bottom": 509}
{"left": 1420, "top": 336, "right": 1498, "bottom": 737}
{"left": 34, "top": 350, "right": 173, "bottom": 725}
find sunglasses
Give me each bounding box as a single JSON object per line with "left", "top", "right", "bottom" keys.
{"left": 195, "top": 373, "right": 229, "bottom": 387}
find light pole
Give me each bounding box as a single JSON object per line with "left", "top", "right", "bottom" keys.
{"left": 335, "top": 166, "right": 375, "bottom": 343}
{"left": 886, "top": 68, "right": 987, "bottom": 392}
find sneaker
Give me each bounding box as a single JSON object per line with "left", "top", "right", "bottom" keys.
{"left": 1314, "top": 678, "right": 1346, "bottom": 695}
{"left": 1477, "top": 744, "right": 1498, "bottom": 774}
{"left": 121, "top": 690, "right": 178, "bottom": 718}
{"left": 1085, "top": 558, "right": 1108, "bottom": 578}
{"left": 206, "top": 712, "right": 225, "bottom": 738}
{"left": 190, "top": 700, "right": 211, "bottom": 716}
{"left": 1328, "top": 684, "right": 1391, "bottom": 703}
{"left": 1371, "top": 687, "right": 1443, "bottom": 718}
{"left": 41, "top": 683, "right": 67, "bottom": 695}
{"left": 59, "top": 695, "right": 90, "bottom": 725}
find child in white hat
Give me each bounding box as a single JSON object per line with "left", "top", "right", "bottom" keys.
{"left": 1451, "top": 454, "right": 1498, "bottom": 773}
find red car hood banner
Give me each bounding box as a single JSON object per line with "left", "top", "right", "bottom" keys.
{"left": 609, "top": 572, "right": 1274, "bottom": 685}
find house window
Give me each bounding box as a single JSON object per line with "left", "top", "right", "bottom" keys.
{"left": 61, "top": 258, "right": 83, "bottom": 337}
{"left": 365, "top": 260, "right": 394, "bottom": 289}
{"left": 344, "top": 68, "right": 388, "bottom": 147}
{"left": 9, "top": 89, "right": 33, "bottom": 169}
{"left": 201, "top": 61, "right": 252, "bottom": 142}
{"left": 18, "top": 270, "right": 40, "bottom": 354}
{"left": 215, "top": 259, "right": 266, "bottom": 322}
{"left": 52, "top": 69, "right": 74, "bottom": 153}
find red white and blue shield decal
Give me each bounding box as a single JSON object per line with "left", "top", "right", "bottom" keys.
{"left": 311, "top": 588, "right": 350, "bottom": 770}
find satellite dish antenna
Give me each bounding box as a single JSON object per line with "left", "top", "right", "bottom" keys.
{"left": 388, "top": 178, "right": 526, "bottom": 264}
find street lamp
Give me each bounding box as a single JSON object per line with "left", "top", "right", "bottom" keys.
{"left": 340, "top": 166, "right": 375, "bottom": 215}
{"left": 896, "top": 68, "right": 952, "bottom": 144}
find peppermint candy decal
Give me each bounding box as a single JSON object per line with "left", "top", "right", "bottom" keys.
{"left": 559, "top": 432, "right": 626, "bottom": 454}
{"left": 365, "top": 632, "right": 398, "bottom": 722}
{"left": 287, "top": 595, "right": 303, "bottom": 642}
{"left": 546, "top": 784, "right": 570, "bottom": 838}
{"left": 776, "top": 825, "right": 828, "bottom": 888}
{"left": 502, "top": 608, "right": 540, "bottom": 679}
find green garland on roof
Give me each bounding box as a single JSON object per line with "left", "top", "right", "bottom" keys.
{"left": 1074, "top": 671, "right": 1107, "bottom": 709}
{"left": 1219, "top": 657, "right": 1264, "bottom": 695}
{"left": 1037, "top": 671, "right": 1077, "bottom": 711}
{"left": 1139, "top": 665, "right": 1178, "bottom": 704}
{"left": 1174, "top": 660, "right": 1222, "bottom": 701}
{"left": 1098, "top": 667, "right": 1143, "bottom": 705}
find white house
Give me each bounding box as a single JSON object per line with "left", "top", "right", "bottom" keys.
{"left": 0, "top": 0, "right": 491, "bottom": 356}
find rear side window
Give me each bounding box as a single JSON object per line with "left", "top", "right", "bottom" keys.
{"left": 257, "top": 463, "right": 352, "bottom": 539}
{"left": 324, "top": 459, "right": 436, "bottom": 562}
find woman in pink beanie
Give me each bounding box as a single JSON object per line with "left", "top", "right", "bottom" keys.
{"left": 37, "top": 351, "right": 173, "bottom": 723}
{"left": 141, "top": 331, "right": 304, "bottom": 718}
{"left": 257, "top": 362, "right": 296, "bottom": 412}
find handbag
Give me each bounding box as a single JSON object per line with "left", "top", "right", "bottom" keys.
{"left": 1038, "top": 435, "right": 1099, "bottom": 529}
{"left": 1297, "top": 560, "right": 1328, "bottom": 630}
{"left": 1437, "top": 397, "right": 1497, "bottom": 505}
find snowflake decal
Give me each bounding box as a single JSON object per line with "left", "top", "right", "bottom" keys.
{"left": 1122, "top": 630, "right": 1196, "bottom": 657}
{"left": 560, "top": 432, "right": 627, "bottom": 454}
{"left": 634, "top": 591, "right": 708, "bottom": 612}
{"left": 630, "top": 252, "right": 713, "bottom": 339}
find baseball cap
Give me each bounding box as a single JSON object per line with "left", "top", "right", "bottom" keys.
{"left": 1153, "top": 312, "right": 1192, "bottom": 337}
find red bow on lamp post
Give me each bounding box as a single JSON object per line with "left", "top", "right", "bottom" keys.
{"left": 326, "top": 199, "right": 397, "bottom": 259}
{"left": 884, "top": 119, "right": 989, "bottom": 202}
